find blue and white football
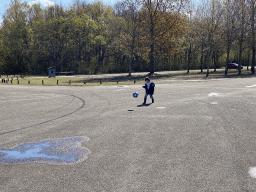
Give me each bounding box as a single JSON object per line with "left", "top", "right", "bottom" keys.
{"left": 133, "top": 92, "right": 139, "bottom": 98}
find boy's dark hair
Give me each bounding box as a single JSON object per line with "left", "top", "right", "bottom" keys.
{"left": 145, "top": 77, "right": 150, "bottom": 81}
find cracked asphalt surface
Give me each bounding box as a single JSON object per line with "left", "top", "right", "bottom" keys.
{"left": 1, "top": 77, "right": 256, "bottom": 191}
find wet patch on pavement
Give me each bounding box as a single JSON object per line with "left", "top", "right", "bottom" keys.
{"left": 0, "top": 136, "right": 90, "bottom": 165}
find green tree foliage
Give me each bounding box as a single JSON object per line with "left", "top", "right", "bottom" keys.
{"left": 137, "top": 0, "right": 189, "bottom": 74}
{"left": 0, "top": 0, "right": 127, "bottom": 75}
{"left": 0, "top": 0, "right": 256, "bottom": 76}
{"left": 1, "top": 0, "right": 30, "bottom": 74}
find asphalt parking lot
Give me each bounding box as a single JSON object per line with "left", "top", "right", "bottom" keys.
{"left": 1, "top": 77, "right": 256, "bottom": 191}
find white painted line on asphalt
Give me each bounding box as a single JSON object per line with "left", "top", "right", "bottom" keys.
{"left": 113, "top": 85, "right": 130, "bottom": 88}
{"left": 113, "top": 89, "right": 126, "bottom": 91}
{"left": 249, "top": 167, "right": 256, "bottom": 178}
{"left": 0, "top": 99, "right": 32, "bottom": 103}
{"left": 208, "top": 92, "right": 219, "bottom": 97}
{"left": 0, "top": 96, "right": 62, "bottom": 103}
{"left": 210, "top": 102, "right": 218, "bottom": 105}
{"left": 156, "top": 107, "right": 166, "bottom": 109}
{"left": 245, "top": 85, "right": 256, "bottom": 88}
{"left": 164, "top": 80, "right": 203, "bottom": 82}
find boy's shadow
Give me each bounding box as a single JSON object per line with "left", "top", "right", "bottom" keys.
{"left": 137, "top": 103, "right": 152, "bottom": 107}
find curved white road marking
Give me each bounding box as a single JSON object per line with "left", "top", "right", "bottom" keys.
{"left": 157, "top": 107, "right": 166, "bottom": 109}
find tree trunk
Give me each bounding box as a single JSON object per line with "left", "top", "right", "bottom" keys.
{"left": 213, "top": 52, "right": 216, "bottom": 72}
{"left": 247, "top": 51, "right": 250, "bottom": 70}
{"left": 238, "top": 42, "right": 242, "bottom": 74}
{"left": 206, "top": 46, "right": 211, "bottom": 77}
{"left": 149, "top": 43, "right": 154, "bottom": 74}
{"left": 187, "top": 43, "right": 191, "bottom": 73}
{"left": 251, "top": 0, "right": 255, "bottom": 74}
{"left": 149, "top": 7, "right": 155, "bottom": 75}
{"left": 200, "top": 44, "right": 204, "bottom": 72}
{"left": 225, "top": 45, "right": 230, "bottom": 76}
{"left": 238, "top": 0, "right": 245, "bottom": 75}
{"left": 128, "top": 29, "right": 136, "bottom": 76}
{"left": 252, "top": 47, "right": 255, "bottom": 74}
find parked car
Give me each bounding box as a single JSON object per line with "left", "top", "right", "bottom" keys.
{"left": 228, "top": 63, "right": 243, "bottom": 70}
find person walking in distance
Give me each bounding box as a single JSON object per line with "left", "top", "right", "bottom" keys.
{"left": 142, "top": 77, "right": 155, "bottom": 104}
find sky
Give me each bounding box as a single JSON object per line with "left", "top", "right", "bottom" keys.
{"left": 0, "top": 0, "right": 196, "bottom": 25}
{"left": 0, "top": 0, "right": 118, "bottom": 23}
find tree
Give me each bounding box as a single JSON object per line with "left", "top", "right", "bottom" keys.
{"left": 116, "top": 0, "right": 141, "bottom": 76}
{"left": 249, "top": 0, "right": 256, "bottom": 74}
{"left": 236, "top": 0, "right": 247, "bottom": 74}
{"left": 1, "top": 0, "right": 30, "bottom": 74}
{"left": 223, "top": 0, "right": 238, "bottom": 75}
{"left": 138, "top": 0, "right": 189, "bottom": 74}
{"left": 192, "top": 0, "right": 223, "bottom": 77}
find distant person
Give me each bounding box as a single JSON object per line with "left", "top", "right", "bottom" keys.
{"left": 142, "top": 77, "right": 155, "bottom": 104}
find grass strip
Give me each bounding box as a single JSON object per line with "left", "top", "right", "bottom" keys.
{"left": 0, "top": 68, "right": 254, "bottom": 86}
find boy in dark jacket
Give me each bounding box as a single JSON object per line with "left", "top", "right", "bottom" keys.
{"left": 142, "top": 77, "right": 155, "bottom": 104}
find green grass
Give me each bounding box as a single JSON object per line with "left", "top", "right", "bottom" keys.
{"left": 0, "top": 68, "right": 255, "bottom": 86}
{"left": 0, "top": 75, "right": 145, "bottom": 86}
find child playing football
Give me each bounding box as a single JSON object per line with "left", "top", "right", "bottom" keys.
{"left": 142, "top": 77, "right": 155, "bottom": 104}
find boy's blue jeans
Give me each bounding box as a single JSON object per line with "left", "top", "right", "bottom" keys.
{"left": 144, "top": 93, "right": 154, "bottom": 103}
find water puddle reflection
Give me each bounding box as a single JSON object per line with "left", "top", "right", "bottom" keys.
{"left": 0, "top": 136, "right": 90, "bottom": 165}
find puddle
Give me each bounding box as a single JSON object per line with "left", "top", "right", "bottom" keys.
{"left": 0, "top": 136, "right": 90, "bottom": 165}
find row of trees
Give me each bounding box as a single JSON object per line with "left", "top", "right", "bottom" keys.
{"left": 190, "top": 0, "right": 256, "bottom": 76}
{"left": 0, "top": 0, "right": 256, "bottom": 76}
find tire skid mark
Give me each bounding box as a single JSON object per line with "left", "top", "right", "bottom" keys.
{"left": 0, "top": 94, "right": 85, "bottom": 136}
